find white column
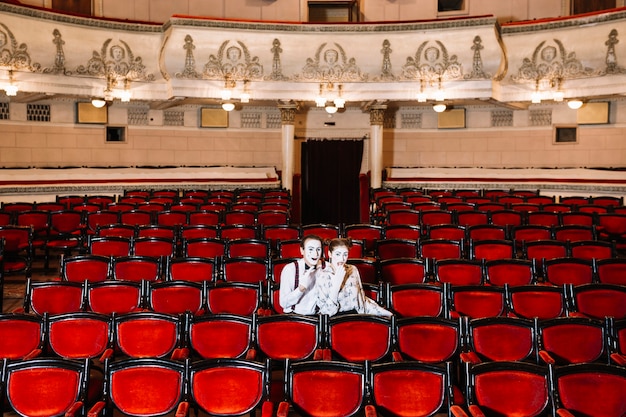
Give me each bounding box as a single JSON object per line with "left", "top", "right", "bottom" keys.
{"left": 278, "top": 103, "right": 297, "bottom": 192}
{"left": 369, "top": 104, "right": 387, "bottom": 189}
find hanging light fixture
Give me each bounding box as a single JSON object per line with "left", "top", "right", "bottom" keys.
{"left": 433, "top": 103, "right": 447, "bottom": 113}
{"left": 531, "top": 80, "right": 541, "bottom": 104}
{"left": 91, "top": 98, "right": 106, "bottom": 108}
{"left": 316, "top": 82, "right": 346, "bottom": 111}
{"left": 240, "top": 80, "right": 250, "bottom": 103}
{"left": 416, "top": 79, "right": 427, "bottom": 103}
{"left": 4, "top": 69, "right": 17, "bottom": 96}
{"left": 434, "top": 77, "right": 445, "bottom": 102}
{"left": 222, "top": 102, "right": 235, "bottom": 111}
{"left": 120, "top": 79, "right": 131, "bottom": 103}
{"left": 221, "top": 77, "right": 236, "bottom": 101}
{"left": 567, "top": 99, "right": 584, "bottom": 110}
{"left": 325, "top": 104, "right": 338, "bottom": 114}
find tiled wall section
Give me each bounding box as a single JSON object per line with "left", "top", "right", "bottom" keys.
{"left": 1, "top": 102, "right": 626, "bottom": 170}
{"left": 0, "top": 124, "right": 282, "bottom": 168}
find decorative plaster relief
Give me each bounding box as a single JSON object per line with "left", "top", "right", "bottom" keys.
{"left": 296, "top": 42, "right": 366, "bottom": 82}
{"left": 75, "top": 38, "right": 155, "bottom": 82}
{"left": 0, "top": 21, "right": 40, "bottom": 71}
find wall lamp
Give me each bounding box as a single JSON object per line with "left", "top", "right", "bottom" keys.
{"left": 4, "top": 69, "right": 17, "bottom": 96}
{"left": 567, "top": 99, "right": 584, "bottom": 110}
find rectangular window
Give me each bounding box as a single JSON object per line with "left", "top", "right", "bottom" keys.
{"left": 438, "top": 0, "right": 468, "bottom": 16}
{"left": 308, "top": 1, "right": 359, "bottom": 22}
{"left": 554, "top": 126, "right": 578, "bottom": 144}
{"left": 106, "top": 126, "right": 126, "bottom": 143}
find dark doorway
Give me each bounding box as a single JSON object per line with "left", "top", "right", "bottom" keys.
{"left": 301, "top": 138, "right": 363, "bottom": 226}
{"left": 571, "top": 0, "right": 616, "bottom": 15}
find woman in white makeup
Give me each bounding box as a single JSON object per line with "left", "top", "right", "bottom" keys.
{"left": 315, "top": 238, "right": 392, "bottom": 317}
{"left": 279, "top": 234, "right": 324, "bottom": 315}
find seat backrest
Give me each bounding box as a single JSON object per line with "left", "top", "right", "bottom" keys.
{"left": 570, "top": 240, "right": 616, "bottom": 260}
{"left": 148, "top": 280, "right": 206, "bottom": 315}
{"left": 379, "top": 257, "right": 428, "bottom": 285}
{"left": 187, "top": 313, "right": 254, "bottom": 359}
{"left": 183, "top": 237, "right": 225, "bottom": 258}
{"left": 327, "top": 314, "right": 394, "bottom": 362}
{"left": 47, "top": 311, "right": 112, "bottom": 359}
{"left": 543, "top": 257, "right": 594, "bottom": 286}
{"left": 466, "top": 224, "right": 507, "bottom": 241}
{"left": 112, "top": 255, "right": 161, "bottom": 282}
{"left": 26, "top": 279, "right": 85, "bottom": 315}
{"left": 133, "top": 236, "right": 176, "bottom": 258}
{"left": 4, "top": 357, "right": 89, "bottom": 417}
{"left": 395, "top": 316, "right": 463, "bottom": 363}
{"left": 596, "top": 258, "right": 626, "bottom": 285}
{"left": 167, "top": 256, "right": 215, "bottom": 282}
{"left": 369, "top": 361, "right": 452, "bottom": 417}
{"left": 344, "top": 223, "right": 383, "bottom": 254}
{"left": 377, "top": 238, "right": 420, "bottom": 261}
{"left": 553, "top": 363, "right": 626, "bottom": 417}
{"left": 86, "top": 280, "right": 143, "bottom": 315}
{"left": 387, "top": 283, "right": 448, "bottom": 318}
{"left": 420, "top": 238, "right": 463, "bottom": 261}
{"left": 301, "top": 223, "right": 341, "bottom": 240}
{"left": 382, "top": 224, "right": 421, "bottom": 241}
{"left": 571, "top": 283, "right": 626, "bottom": 320}
{"left": 188, "top": 210, "right": 221, "bottom": 226}
{"left": 284, "top": 360, "right": 367, "bottom": 417}
{"left": 465, "top": 361, "right": 552, "bottom": 417}
{"left": 0, "top": 313, "right": 44, "bottom": 359}
{"left": 484, "top": 258, "right": 537, "bottom": 286}
{"left": 449, "top": 285, "right": 506, "bottom": 319}
{"left": 507, "top": 284, "right": 569, "bottom": 320}
{"left": 89, "top": 236, "right": 133, "bottom": 257}
{"left": 103, "top": 357, "right": 186, "bottom": 416}
{"left": 112, "top": 312, "right": 183, "bottom": 358}
{"left": 538, "top": 316, "right": 608, "bottom": 365}
{"left": 434, "top": 258, "right": 484, "bottom": 285}
{"left": 220, "top": 224, "right": 259, "bottom": 240}
{"left": 469, "top": 239, "right": 515, "bottom": 261}
{"left": 61, "top": 254, "right": 111, "bottom": 282}
{"left": 221, "top": 256, "right": 269, "bottom": 283}
{"left": 225, "top": 238, "right": 271, "bottom": 259}
{"left": 189, "top": 358, "right": 270, "bottom": 416}
{"left": 466, "top": 316, "right": 537, "bottom": 362}
{"left": 255, "top": 314, "right": 323, "bottom": 360}
{"left": 205, "top": 281, "right": 262, "bottom": 316}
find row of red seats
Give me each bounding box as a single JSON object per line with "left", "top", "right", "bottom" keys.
{"left": 3, "top": 310, "right": 626, "bottom": 369}
{"left": 2, "top": 312, "right": 625, "bottom": 416}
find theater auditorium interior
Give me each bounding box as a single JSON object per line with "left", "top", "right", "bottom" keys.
{"left": 0, "top": 0, "right": 626, "bottom": 416}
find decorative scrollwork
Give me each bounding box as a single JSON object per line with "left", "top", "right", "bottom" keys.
{"left": 202, "top": 40, "right": 263, "bottom": 80}
{"left": 0, "top": 22, "right": 40, "bottom": 71}
{"left": 401, "top": 40, "right": 462, "bottom": 83}
{"left": 175, "top": 34, "right": 202, "bottom": 79}
{"left": 296, "top": 42, "right": 367, "bottom": 82}
{"left": 511, "top": 39, "right": 597, "bottom": 83}
{"left": 76, "top": 38, "right": 155, "bottom": 82}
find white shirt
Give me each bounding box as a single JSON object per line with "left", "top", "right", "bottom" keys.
{"left": 278, "top": 259, "right": 318, "bottom": 315}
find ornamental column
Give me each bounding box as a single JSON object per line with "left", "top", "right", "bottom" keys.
{"left": 278, "top": 102, "right": 297, "bottom": 192}
{"left": 369, "top": 104, "right": 387, "bottom": 189}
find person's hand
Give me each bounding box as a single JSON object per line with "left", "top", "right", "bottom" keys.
{"left": 333, "top": 264, "right": 346, "bottom": 289}
{"left": 299, "top": 267, "right": 316, "bottom": 292}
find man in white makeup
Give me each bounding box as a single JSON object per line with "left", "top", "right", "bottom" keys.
{"left": 279, "top": 234, "right": 324, "bottom": 314}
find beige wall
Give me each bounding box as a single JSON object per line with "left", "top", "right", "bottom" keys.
{"left": 22, "top": 0, "right": 567, "bottom": 23}
{"left": 1, "top": 100, "right": 625, "bottom": 170}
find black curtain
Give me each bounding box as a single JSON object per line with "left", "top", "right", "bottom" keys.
{"left": 301, "top": 138, "right": 364, "bottom": 225}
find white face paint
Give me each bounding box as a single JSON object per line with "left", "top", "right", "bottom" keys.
{"left": 329, "top": 245, "right": 349, "bottom": 270}
{"left": 300, "top": 238, "right": 322, "bottom": 267}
